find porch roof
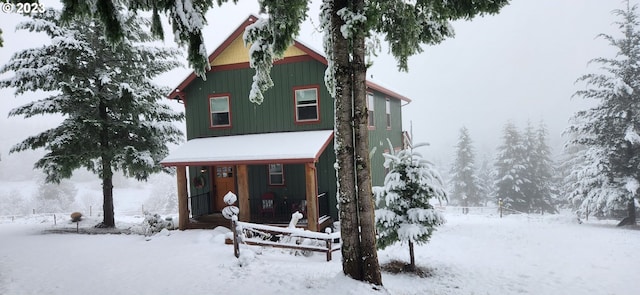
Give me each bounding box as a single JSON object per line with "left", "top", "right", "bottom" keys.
{"left": 160, "top": 130, "right": 334, "bottom": 166}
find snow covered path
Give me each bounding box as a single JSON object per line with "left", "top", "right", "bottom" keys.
{"left": 1, "top": 212, "right": 637, "bottom": 295}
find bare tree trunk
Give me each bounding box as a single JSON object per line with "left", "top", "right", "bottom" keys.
{"left": 352, "top": 0, "right": 382, "bottom": 284}
{"left": 98, "top": 99, "right": 115, "bottom": 228}
{"left": 331, "top": 0, "right": 362, "bottom": 280}
{"left": 409, "top": 241, "right": 416, "bottom": 271}
{"left": 627, "top": 197, "right": 636, "bottom": 225}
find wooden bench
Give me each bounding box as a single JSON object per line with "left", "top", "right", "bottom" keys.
{"left": 231, "top": 218, "right": 341, "bottom": 261}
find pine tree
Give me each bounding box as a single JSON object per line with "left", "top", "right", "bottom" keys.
{"left": 562, "top": 142, "right": 628, "bottom": 218}
{"left": 557, "top": 142, "right": 581, "bottom": 210}
{"left": 0, "top": 9, "right": 184, "bottom": 228}
{"left": 494, "top": 122, "right": 529, "bottom": 213}
{"left": 59, "top": 0, "right": 510, "bottom": 285}
{"left": 449, "top": 126, "right": 482, "bottom": 211}
{"left": 566, "top": 1, "right": 640, "bottom": 225}
{"left": 522, "top": 121, "right": 557, "bottom": 214}
{"left": 477, "top": 155, "right": 495, "bottom": 206}
{"left": 534, "top": 122, "right": 558, "bottom": 213}
{"left": 374, "top": 144, "right": 446, "bottom": 271}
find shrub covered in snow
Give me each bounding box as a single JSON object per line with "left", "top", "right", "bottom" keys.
{"left": 141, "top": 212, "right": 175, "bottom": 236}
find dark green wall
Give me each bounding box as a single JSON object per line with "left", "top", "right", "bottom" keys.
{"left": 184, "top": 61, "right": 333, "bottom": 139}
{"left": 367, "top": 92, "right": 405, "bottom": 186}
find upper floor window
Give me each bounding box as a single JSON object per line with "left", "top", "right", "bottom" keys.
{"left": 367, "top": 92, "right": 375, "bottom": 128}
{"left": 385, "top": 98, "right": 391, "bottom": 129}
{"left": 294, "top": 86, "right": 320, "bottom": 123}
{"left": 209, "top": 94, "right": 231, "bottom": 128}
{"left": 268, "top": 164, "right": 285, "bottom": 185}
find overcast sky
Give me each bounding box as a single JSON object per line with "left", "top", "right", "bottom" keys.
{"left": 0, "top": 0, "right": 629, "bottom": 173}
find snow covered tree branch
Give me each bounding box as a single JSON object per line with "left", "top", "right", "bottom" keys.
{"left": 564, "top": 0, "right": 640, "bottom": 224}
{"left": 0, "top": 9, "right": 184, "bottom": 227}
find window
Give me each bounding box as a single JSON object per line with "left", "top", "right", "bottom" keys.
{"left": 295, "top": 86, "right": 319, "bottom": 122}
{"left": 367, "top": 92, "right": 375, "bottom": 128}
{"left": 268, "top": 164, "right": 284, "bottom": 185}
{"left": 385, "top": 98, "right": 391, "bottom": 129}
{"left": 209, "top": 95, "right": 231, "bottom": 127}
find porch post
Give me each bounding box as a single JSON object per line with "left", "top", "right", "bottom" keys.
{"left": 237, "top": 164, "right": 251, "bottom": 222}
{"left": 176, "top": 165, "right": 189, "bottom": 230}
{"left": 305, "top": 162, "right": 319, "bottom": 231}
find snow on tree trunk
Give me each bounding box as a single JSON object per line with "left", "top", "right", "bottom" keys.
{"left": 351, "top": 0, "right": 382, "bottom": 284}
{"left": 325, "top": 0, "right": 364, "bottom": 282}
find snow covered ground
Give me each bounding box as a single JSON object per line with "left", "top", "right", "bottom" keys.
{"left": 1, "top": 205, "right": 637, "bottom": 295}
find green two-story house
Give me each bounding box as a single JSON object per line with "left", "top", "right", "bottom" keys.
{"left": 161, "top": 15, "right": 411, "bottom": 231}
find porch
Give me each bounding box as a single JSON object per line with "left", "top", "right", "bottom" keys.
{"left": 185, "top": 212, "right": 335, "bottom": 231}
{"left": 160, "top": 130, "right": 335, "bottom": 232}
{"left": 188, "top": 191, "right": 334, "bottom": 230}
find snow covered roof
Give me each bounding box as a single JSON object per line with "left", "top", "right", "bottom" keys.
{"left": 168, "top": 15, "right": 411, "bottom": 103}
{"left": 160, "top": 130, "right": 334, "bottom": 166}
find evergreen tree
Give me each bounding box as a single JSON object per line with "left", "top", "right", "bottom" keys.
{"left": 60, "top": 0, "right": 509, "bottom": 285}
{"left": 520, "top": 122, "right": 537, "bottom": 209}
{"left": 557, "top": 142, "right": 581, "bottom": 210}
{"left": 477, "top": 155, "right": 495, "bottom": 206}
{"left": 562, "top": 142, "right": 628, "bottom": 218}
{"left": 0, "top": 9, "right": 184, "bottom": 228}
{"left": 522, "top": 121, "right": 557, "bottom": 214}
{"left": 566, "top": 1, "right": 640, "bottom": 225}
{"left": 449, "top": 126, "right": 482, "bottom": 210}
{"left": 374, "top": 144, "right": 446, "bottom": 271}
{"left": 494, "top": 122, "right": 529, "bottom": 213}
{"left": 533, "top": 122, "right": 558, "bottom": 213}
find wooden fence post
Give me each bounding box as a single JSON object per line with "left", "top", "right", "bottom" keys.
{"left": 499, "top": 198, "right": 503, "bottom": 218}
{"left": 232, "top": 217, "right": 240, "bottom": 258}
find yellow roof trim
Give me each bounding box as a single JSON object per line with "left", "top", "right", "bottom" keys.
{"left": 211, "top": 35, "right": 308, "bottom": 67}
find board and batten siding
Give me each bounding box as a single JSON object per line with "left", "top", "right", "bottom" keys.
{"left": 367, "top": 92, "right": 404, "bottom": 186}
{"left": 183, "top": 60, "right": 332, "bottom": 139}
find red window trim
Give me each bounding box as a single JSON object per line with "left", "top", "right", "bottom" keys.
{"left": 267, "top": 163, "right": 286, "bottom": 186}
{"left": 367, "top": 92, "right": 375, "bottom": 130}
{"left": 293, "top": 85, "right": 321, "bottom": 124}
{"left": 385, "top": 97, "right": 392, "bottom": 130}
{"left": 208, "top": 93, "right": 232, "bottom": 129}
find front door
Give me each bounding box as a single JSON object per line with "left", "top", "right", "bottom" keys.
{"left": 213, "top": 166, "right": 236, "bottom": 212}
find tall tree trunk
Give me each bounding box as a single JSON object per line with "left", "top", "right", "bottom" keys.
{"left": 627, "top": 197, "right": 636, "bottom": 225}
{"left": 351, "top": 0, "right": 382, "bottom": 284}
{"left": 331, "top": 0, "right": 362, "bottom": 280}
{"left": 409, "top": 241, "right": 416, "bottom": 271}
{"left": 99, "top": 99, "right": 115, "bottom": 228}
